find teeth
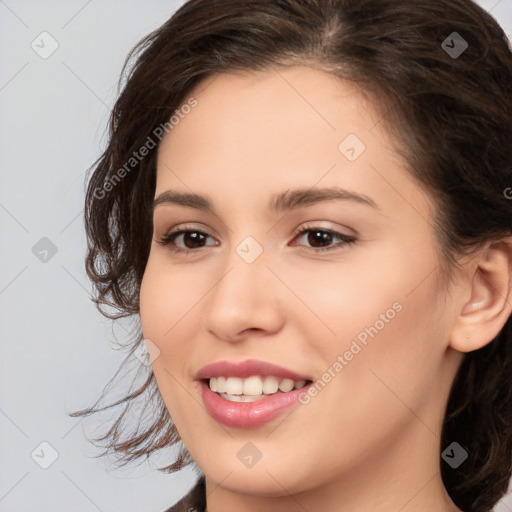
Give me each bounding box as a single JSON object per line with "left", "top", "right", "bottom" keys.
{"left": 262, "top": 376, "right": 279, "bottom": 394}
{"left": 225, "top": 377, "right": 243, "bottom": 395}
{"left": 243, "top": 375, "right": 263, "bottom": 395}
{"left": 208, "top": 375, "right": 308, "bottom": 397}
{"left": 217, "top": 377, "right": 226, "bottom": 393}
{"left": 219, "top": 393, "right": 263, "bottom": 402}
{"left": 294, "top": 380, "right": 306, "bottom": 390}
{"left": 278, "top": 378, "right": 294, "bottom": 392}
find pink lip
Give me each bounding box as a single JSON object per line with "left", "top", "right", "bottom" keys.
{"left": 195, "top": 359, "right": 311, "bottom": 381}
{"left": 196, "top": 359, "right": 312, "bottom": 428}
{"left": 199, "top": 380, "right": 311, "bottom": 428}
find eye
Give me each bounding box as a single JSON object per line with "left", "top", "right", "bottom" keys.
{"left": 156, "top": 225, "right": 218, "bottom": 254}
{"left": 290, "top": 225, "right": 356, "bottom": 252}
{"left": 156, "top": 224, "right": 356, "bottom": 255}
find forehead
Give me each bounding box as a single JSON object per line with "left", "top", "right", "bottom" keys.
{"left": 159, "top": 66, "right": 380, "bottom": 161}
{"left": 154, "top": 66, "right": 433, "bottom": 222}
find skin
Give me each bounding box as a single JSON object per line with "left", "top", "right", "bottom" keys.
{"left": 139, "top": 65, "right": 512, "bottom": 512}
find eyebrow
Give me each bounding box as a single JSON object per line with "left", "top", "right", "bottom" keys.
{"left": 153, "top": 186, "right": 379, "bottom": 214}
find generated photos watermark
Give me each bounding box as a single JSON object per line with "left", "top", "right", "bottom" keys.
{"left": 93, "top": 97, "right": 198, "bottom": 200}
{"left": 299, "top": 301, "right": 403, "bottom": 404}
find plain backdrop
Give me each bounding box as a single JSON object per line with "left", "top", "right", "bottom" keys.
{"left": 1, "top": 1, "right": 511, "bottom": 511}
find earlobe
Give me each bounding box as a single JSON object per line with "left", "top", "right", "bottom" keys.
{"left": 450, "top": 238, "right": 512, "bottom": 353}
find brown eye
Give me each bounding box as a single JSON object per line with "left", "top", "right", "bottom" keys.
{"left": 157, "top": 229, "right": 217, "bottom": 253}
{"left": 304, "top": 229, "right": 334, "bottom": 248}
{"left": 292, "top": 227, "right": 356, "bottom": 252}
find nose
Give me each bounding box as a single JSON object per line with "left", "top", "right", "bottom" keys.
{"left": 202, "top": 243, "right": 285, "bottom": 343}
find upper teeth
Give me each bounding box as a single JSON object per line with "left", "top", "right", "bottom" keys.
{"left": 209, "top": 376, "right": 307, "bottom": 395}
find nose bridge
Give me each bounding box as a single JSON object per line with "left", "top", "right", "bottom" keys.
{"left": 202, "top": 233, "right": 283, "bottom": 340}
{"left": 212, "top": 234, "right": 270, "bottom": 306}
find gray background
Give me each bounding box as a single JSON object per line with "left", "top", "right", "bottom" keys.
{"left": 1, "top": 1, "right": 511, "bottom": 510}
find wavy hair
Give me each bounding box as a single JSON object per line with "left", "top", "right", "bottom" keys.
{"left": 72, "top": 1, "right": 512, "bottom": 510}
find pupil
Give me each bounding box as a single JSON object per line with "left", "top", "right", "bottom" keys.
{"left": 182, "top": 231, "right": 332, "bottom": 249}
{"left": 185, "top": 232, "right": 205, "bottom": 248}
{"left": 308, "top": 230, "right": 331, "bottom": 247}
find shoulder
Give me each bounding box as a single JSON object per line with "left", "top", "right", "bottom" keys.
{"left": 161, "top": 476, "right": 206, "bottom": 512}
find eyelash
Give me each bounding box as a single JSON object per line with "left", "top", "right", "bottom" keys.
{"left": 156, "top": 224, "right": 356, "bottom": 255}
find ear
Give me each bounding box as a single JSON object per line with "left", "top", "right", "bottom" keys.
{"left": 450, "top": 237, "right": 512, "bottom": 353}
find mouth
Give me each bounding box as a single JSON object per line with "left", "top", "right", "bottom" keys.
{"left": 196, "top": 359, "right": 314, "bottom": 428}
{"left": 204, "top": 375, "right": 311, "bottom": 402}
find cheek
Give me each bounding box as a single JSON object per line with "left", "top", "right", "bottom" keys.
{"left": 139, "top": 255, "right": 210, "bottom": 411}
{"left": 283, "top": 246, "right": 405, "bottom": 348}
{"left": 297, "top": 244, "right": 446, "bottom": 389}
{"left": 329, "top": 276, "right": 448, "bottom": 425}
{"left": 139, "top": 255, "right": 199, "bottom": 344}
{"left": 139, "top": 259, "right": 198, "bottom": 423}
{"left": 139, "top": 260, "right": 167, "bottom": 340}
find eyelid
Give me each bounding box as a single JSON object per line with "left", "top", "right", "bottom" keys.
{"left": 155, "top": 223, "right": 217, "bottom": 247}
{"left": 290, "top": 224, "right": 356, "bottom": 252}
{"left": 292, "top": 221, "right": 356, "bottom": 238}
{"left": 158, "top": 220, "right": 354, "bottom": 238}
{"left": 156, "top": 221, "right": 356, "bottom": 254}
{"left": 156, "top": 222, "right": 214, "bottom": 239}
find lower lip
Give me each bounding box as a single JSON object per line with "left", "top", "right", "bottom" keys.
{"left": 199, "top": 380, "right": 309, "bottom": 428}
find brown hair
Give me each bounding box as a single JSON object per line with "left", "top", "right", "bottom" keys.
{"left": 72, "top": 1, "right": 512, "bottom": 510}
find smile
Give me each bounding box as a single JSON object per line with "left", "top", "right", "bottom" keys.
{"left": 196, "top": 359, "right": 313, "bottom": 427}
{"left": 209, "top": 375, "right": 309, "bottom": 402}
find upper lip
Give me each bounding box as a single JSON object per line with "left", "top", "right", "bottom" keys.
{"left": 196, "top": 359, "right": 312, "bottom": 381}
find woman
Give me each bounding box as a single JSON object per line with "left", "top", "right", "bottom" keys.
{"left": 73, "top": 0, "right": 512, "bottom": 510}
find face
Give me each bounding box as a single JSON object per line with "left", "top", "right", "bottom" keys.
{"left": 139, "top": 66, "right": 463, "bottom": 499}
